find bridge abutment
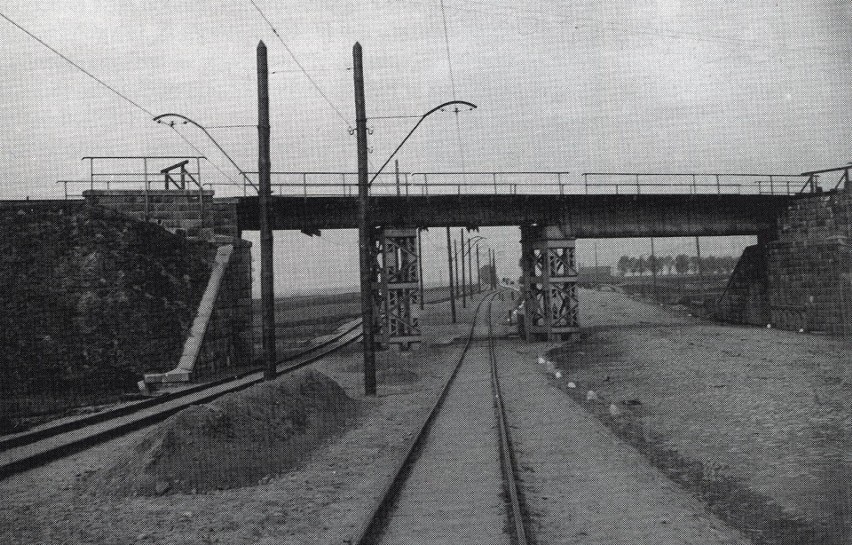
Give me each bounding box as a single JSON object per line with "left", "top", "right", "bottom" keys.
{"left": 718, "top": 191, "right": 852, "bottom": 335}
{"left": 520, "top": 225, "right": 580, "bottom": 341}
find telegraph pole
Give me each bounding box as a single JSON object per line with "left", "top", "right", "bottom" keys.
{"left": 354, "top": 43, "right": 376, "bottom": 396}
{"left": 257, "top": 41, "right": 276, "bottom": 381}
{"left": 446, "top": 227, "right": 456, "bottom": 323}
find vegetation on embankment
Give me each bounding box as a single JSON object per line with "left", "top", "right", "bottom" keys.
{"left": 0, "top": 204, "right": 212, "bottom": 424}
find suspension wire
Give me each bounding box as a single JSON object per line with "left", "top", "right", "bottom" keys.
{"left": 438, "top": 0, "right": 467, "bottom": 172}
{"left": 248, "top": 0, "right": 354, "bottom": 132}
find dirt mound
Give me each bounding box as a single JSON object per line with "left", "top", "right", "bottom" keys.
{"left": 88, "top": 369, "right": 358, "bottom": 496}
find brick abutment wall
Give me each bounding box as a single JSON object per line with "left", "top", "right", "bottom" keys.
{"left": 767, "top": 191, "right": 852, "bottom": 335}
{"left": 720, "top": 191, "right": 852, "bottom": 335}
{"left": 84, "top": 189, "right": 253, "bottom": 383}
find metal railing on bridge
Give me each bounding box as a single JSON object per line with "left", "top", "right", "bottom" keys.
{"left": 580, "top": 172, "right": 811, "bottom": 196}
{"left": 204, "top": 171, "right": 813, "bottom": 198}
{"left": 57, "top": 156, "right": 206, "bottom": 199}
{"left": 58, "top": 163, "right": 822, "bottom": 199}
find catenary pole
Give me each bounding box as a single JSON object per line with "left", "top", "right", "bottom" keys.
{"left": 418, "top": 228, "right": 425, "bottom": 310}
{"left": 354, "top": 43, "right": 376, "bottom": 396}
{"left": 454, "top": 239, "right": 461, "bottom": 309}
{"left": 476, "top": 243, "right": 481, "bottom": 293}
{"left": 257, "top": 41, "right": 276, "bottom": 381}
{"left": 446, "top": 227, "right": 457, "bottom": 323}
{"left": 695, "top": 236, "right": 705, "bottom": 305}
{"left": 460, "top": 229, "right": 466, "bottom": 308}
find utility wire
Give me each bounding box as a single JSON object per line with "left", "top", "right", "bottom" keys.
{"left": 0, "top": 10, "right": 248, "bottom": 189}
{"left": 0, "top": 10, "right": 154, "bottom": 117}
{"left": 248, "top": 0, "right": 354, "bottom": 131}
{"left": 438, "top": 0, "right": 467, "bottom": 172}
{"left": 169, "top": 125, "right": 242, "bottom": 187}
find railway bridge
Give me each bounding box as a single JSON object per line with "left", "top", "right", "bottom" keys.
{"left": 73, "top": 164, "right": 842, "bottom": 342}
{"left": 227, "top": 171, "right": 807, "bottom": 341}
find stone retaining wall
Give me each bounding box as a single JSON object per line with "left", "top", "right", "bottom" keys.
{"left": 767, "top": 238, "right": 851, "bottom": 334}
{"left": 81, "top": 189, "right": 253, "bottom": 385}
{"left": 718, "top": 191, "right": 852, "bottom": 335}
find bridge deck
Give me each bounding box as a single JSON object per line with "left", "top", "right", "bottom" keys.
{"left": 232, "top": 193, "right": 795, "bottom": 238}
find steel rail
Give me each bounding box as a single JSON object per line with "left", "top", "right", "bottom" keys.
{"left": 351, "top": 289, "right": 531, "bottom": 545}
{"left": 350, "top": 290, "right": 499, "bottom": 545}
{"left": 0, "top": 321, "right": 363, "bottom": 479}
{"left": 487, "top": 295, "right": 529, "bottom": 545}
{"left": 0, "top": 290, "right": 460, "bottom": 478}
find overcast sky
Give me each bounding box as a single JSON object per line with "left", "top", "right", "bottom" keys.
{"left": 1, "top": 1, "right": 849, "bottom": 293}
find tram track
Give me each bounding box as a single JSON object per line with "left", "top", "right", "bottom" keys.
{"left": 351, "top": 290, "right": 531, "bottom": 544}
{"left": 0, "top": 320, "right": 362, "bottom": 480}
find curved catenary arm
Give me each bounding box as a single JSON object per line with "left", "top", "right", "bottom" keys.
{"left": 153, "top": 113, "right": 257, "bottom": 191}
{"left": 369, "top": 100, "right": 477, "bottom": 187}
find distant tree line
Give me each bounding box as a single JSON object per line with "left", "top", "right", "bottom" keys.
{"left": 616, "top": 254, "right": 738, "bottom": 277}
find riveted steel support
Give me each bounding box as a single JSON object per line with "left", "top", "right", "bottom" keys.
{"left": 373, "top": 227, "right": 421, "bottom": 349}
{"left": 520, "top": 225, "right": 579, "bottom": 341}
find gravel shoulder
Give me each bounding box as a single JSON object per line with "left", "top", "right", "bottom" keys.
{"left": 549, "top": 288, "right": 852, "bottom": 543}
{"left": 501, "top": 338, "right": 749, "bottom": 545}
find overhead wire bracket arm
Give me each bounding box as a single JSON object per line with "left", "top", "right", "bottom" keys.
{"left": 368, "top": 100, "right": 477, "bottom": 187}
{"left": 153, "top": 113, "right": 258, "bottom": 192}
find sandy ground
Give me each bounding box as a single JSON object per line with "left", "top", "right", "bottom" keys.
{"left": 549, "top": 288, "right": 852, "bottom": 543}
{"left": 0, "top": 293, "right": 492, "bottom": 544}
{"left": 5, "top": 286, "right": 835, "bottom": 543}
{"left": 502, "top": 338, "right": 749, "bottom": 545}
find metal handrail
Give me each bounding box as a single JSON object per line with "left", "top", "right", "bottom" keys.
{"left": 582, "top": 172, "right": 809, "bottom": 196}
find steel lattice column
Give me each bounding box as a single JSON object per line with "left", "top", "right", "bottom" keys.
{"left": 520, "top": 225, "right": 579, "bottom": 341}
{"left": 373, "top": 227, "right": 421, "bottom": 349}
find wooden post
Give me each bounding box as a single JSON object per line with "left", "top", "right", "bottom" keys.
{"left": 257, "top": 41, "right": 277, "bottom": 381}
{"left": 354, "top": 43, "right": 376, "bottom": 396}
{"left": 460, "top": 229, "right": 467, "bottom": 308}
{"left": 418, "top": 228, "right": 424, "bottom": 310}
{"left": 446, "top": 226, "right": 456, "bottom": 323}
{"left": 476, "top": 243, "right": 481, "bottom": 293}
